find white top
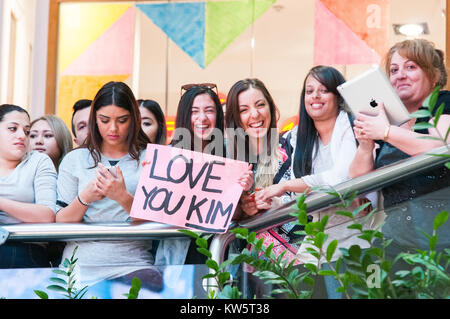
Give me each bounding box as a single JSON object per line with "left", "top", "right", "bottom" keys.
{"left": 0, "top": 151, "right": 57, "bottom": 224}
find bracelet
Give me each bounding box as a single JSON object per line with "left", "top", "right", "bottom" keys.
{"left": 383, "top": 124, "right": 391, "bottom": 142}
{"left": 77, "top": 194, "right": 90, "bottom": 207}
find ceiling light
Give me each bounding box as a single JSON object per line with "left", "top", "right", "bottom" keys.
{"left": 393, "top": 23, "right": 429, "bottom": 36}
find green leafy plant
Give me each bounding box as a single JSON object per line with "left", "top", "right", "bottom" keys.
{"left": 34, "top": 246, "right": 88, "bottom": 299}
{"left": 34, "top": 246, "right": 143, "bottom": 299}
{"left": 123, "top": 277, "right": 142, "bottom": 299}
{"left": 178, "top": 230, "right": 241, "bottom": 299}
{"left": 412, "top": 85, "right": 450, "bottom": 169}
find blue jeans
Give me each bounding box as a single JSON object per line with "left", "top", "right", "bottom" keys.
{"left": 0, "top": 242, "right": 50, "bottom": 268}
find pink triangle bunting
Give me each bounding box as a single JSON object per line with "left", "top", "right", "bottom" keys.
{"left": 314, "top": 0, "right": 380, "bottom": 65}
{"left": 62, "top": 6, "right": 135, "bottom": 76}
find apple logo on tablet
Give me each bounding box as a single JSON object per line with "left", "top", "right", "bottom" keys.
{"left": 369, "top": 99, "right": 378, "bottom": 108}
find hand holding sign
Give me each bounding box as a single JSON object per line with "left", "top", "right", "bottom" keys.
{"left": 131, "top": 144, "right": 249, "bottom": 233}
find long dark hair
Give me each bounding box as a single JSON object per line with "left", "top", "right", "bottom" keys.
{"left": 171, "top": 86, "right": 225, "bottom": 155}
{"left": 138, "top": 99, "right": 167, "bottom": 145}
{"left": 0, "top": 104, "right": 29, "bottom": 122}
{"left": 225, "top": 78, "right": 279, "bottom": 163}
{"left": 86, "top": 81, "right": 149, "bottom": 166}
{"left": 293, "top": 66, "right": 346, "bottom": 178}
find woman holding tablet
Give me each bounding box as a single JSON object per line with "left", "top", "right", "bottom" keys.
{"left": 349, "top": 39, "right": 450, "bottom": 262}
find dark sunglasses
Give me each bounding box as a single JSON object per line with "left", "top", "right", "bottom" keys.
{"left": 180, "top": 83, "right": 218, "bottom": 97}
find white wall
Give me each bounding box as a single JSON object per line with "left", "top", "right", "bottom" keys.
{"left": 0, "top": 0, "right": 36, "bottom": 112}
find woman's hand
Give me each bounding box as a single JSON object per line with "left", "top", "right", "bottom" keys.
{"left": 95, "top": 163, "right": 127, "bottom": 200}
{"left": 239, "top": 192, "right": 271, "bottom": 217}
{"left": 255, "top": 184, "right": 285, "bottom": 202}
{"left": 79, "top": 178, "right": 105, "bottom": 205}
{"left": 354, "top": 102, "right": 390, "bottom": 141}
{"left": 238, "top": 164, "right": 254, "bottom": 192}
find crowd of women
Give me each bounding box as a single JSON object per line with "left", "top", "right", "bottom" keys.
{"left": 0, "top": 39, "right": 448, "bottom": 297}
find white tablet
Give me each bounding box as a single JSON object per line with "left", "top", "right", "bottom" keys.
{"left": 337, "top": 66, "right": 410, "bottom": 126}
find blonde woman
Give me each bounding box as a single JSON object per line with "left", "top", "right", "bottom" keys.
{"left": 30, "top": 115, "right": 73, "bottom": 170}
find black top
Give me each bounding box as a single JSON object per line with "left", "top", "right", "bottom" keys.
{"left": 375, "top": 90, "right": 450, "bottom": 207}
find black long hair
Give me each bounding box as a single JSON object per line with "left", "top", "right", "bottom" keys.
{"left": 225, "top": 78, "right": 279, "bottom": 163}
{"left": 138, "top": 99, "right": 167, "bottom": 145}
{"left": 86, "top": 81, "right": 149, "bottom": 166}
{"left": 292, "top": 66, "right": 346, "bottom": 178}
{"left": 171, "top": 86, "right": 225, "bottom": 156}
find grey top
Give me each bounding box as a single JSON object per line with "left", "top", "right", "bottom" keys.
{"left": 56, "top": 147, "right": 154, "bottom": 285}
{"left": 0, "top": 151, "right": 57, "bottom": 224}
{"left": 56, "top": 147, "right": 144, "bottom": 222}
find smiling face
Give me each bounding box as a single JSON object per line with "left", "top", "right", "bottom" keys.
{"left": 140, "top": 106, "right": 159, "bottom": 144}
{"left": 389, "top": 51, "right": 435, "bottom": 110}
{"left": 190, "top": 93, "right": 217, "bottom": 142}
{"left": 238, "top": 88, "right": 271, "bottom": 139}
{"left": 0, "top": 111, "right": 30, "bottom": 162}
{"left": 303, "top": 75, "right": 339, "bottom": 121}
{"left": 29, "top": 119, "right": 61, "bottom": 164}
{"left": 96, "top": 104, "right": 131, "bottom": 151}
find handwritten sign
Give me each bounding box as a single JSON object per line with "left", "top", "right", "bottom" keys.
{"left": 130, "top": 144, "right": 249, "bottom": 233}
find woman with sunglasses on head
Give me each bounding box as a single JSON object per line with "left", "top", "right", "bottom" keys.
{"left": 154, "top": 83, "right": 253, "bottom": 266}
{"left": 55, "top": 81, "right": 157, "bottom": 286}
{"left": 138, "top": 99, "right": 167, "bottom": 145}
{"left": 0, "top": 104, "right": 56, "bottom": 268}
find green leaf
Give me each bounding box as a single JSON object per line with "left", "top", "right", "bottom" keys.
{"left": 326, "top": 240, "right": 338, "bottom": 262}
{"left": 206, "top": 259, "right": 219, "bottom": 272}
{"left": 352, "top": 202, "right": 372, "bottom": 217}
{"left": 197, "top": 247, "right": 212, "bottom": 259}
{"left": 426, "top": 85, "right": 441, "bottom": 112}
{"left": 433, "top": 211, "right": 449, "bottom": 231}
{"left": 34, "top": 290, "right": 49, "bottom": 299}
{"left": 178, "top": 229, "right": 199, "bottom": 239}
{"left": 217, "top": 272, "right": 230, "bottom": 285}
{"left": 195, "top": 237, "right": 208, "bottom": 249}
{"left": 52, "top": 269, "right": 68, "bottom": 276}
{"left": 335, "top": 210, "right": 354, "bottom": 219}
{"left": 446, "top": 162, "right": 450, "bottom": 170}
{"left": 429, "top": 235, "right": 438, "bottom": 251}
{"left": 248, "top": 232, "right": 257, "bottom": 244}
{"left": 347, "top": 223, "right": 363, "bottom": 231}
{"left": 50, "top": 277, "right": 67, "bottom": 285}
{"left": 47, "top": 285, "right": 67, "bottom": 293}
{"left": 433, "top": 103, "right": 445, "bottom": 127}
{"left": 231, "top": 228, "right": 248, "bottom": 239}
{"left": 318, "top": 270, "right": 336, "bottom": 276}
{"left": 264, "top": 243, "right": 274, "bottom": 259}
{"left": 413, "top": 122, "right": 434, "bottom": 131}
{"left": 410, "top": 109, "right": 431, "bottom": 118}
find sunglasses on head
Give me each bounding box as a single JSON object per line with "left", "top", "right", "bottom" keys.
{"left": 180, "top": 83, "right": 218, "bottom": 97}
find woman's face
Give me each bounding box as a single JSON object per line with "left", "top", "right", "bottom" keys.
{"left": 96, "top": 104, "right": 131, "bottom": 149}
{"left": 0, "top": 111, "right": 30, "bottom": 162}
{"left": 389, "top": 51, "right": 434, "bottom": 109}
{"left": 304, "top": 75, "right": 339, "bottom": 121}
{"left": 29, "top": 119, "right": 61, "bottom": 164}
{"left": 238, "top": 88, "right": 271, "bottom": 139}
{"left": 190, "top": 93, "right": 217, "bottom": 141}
{"left": 140, "top": 106, "right": 159, "bottom": 144}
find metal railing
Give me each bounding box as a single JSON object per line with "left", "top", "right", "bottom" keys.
{"left": 1, "top": 145, "right": 449, "bottom": 263}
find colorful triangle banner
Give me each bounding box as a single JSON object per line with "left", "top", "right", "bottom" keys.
{"left": 137, "top": 0, "right": 275, "bottom": 69}
{"left": 314, "top": 0, "right": 388, "bottom": 65}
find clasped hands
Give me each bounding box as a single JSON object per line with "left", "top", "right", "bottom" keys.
{"left": 79, "top": 163, "right": 127, "bottom": 205}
